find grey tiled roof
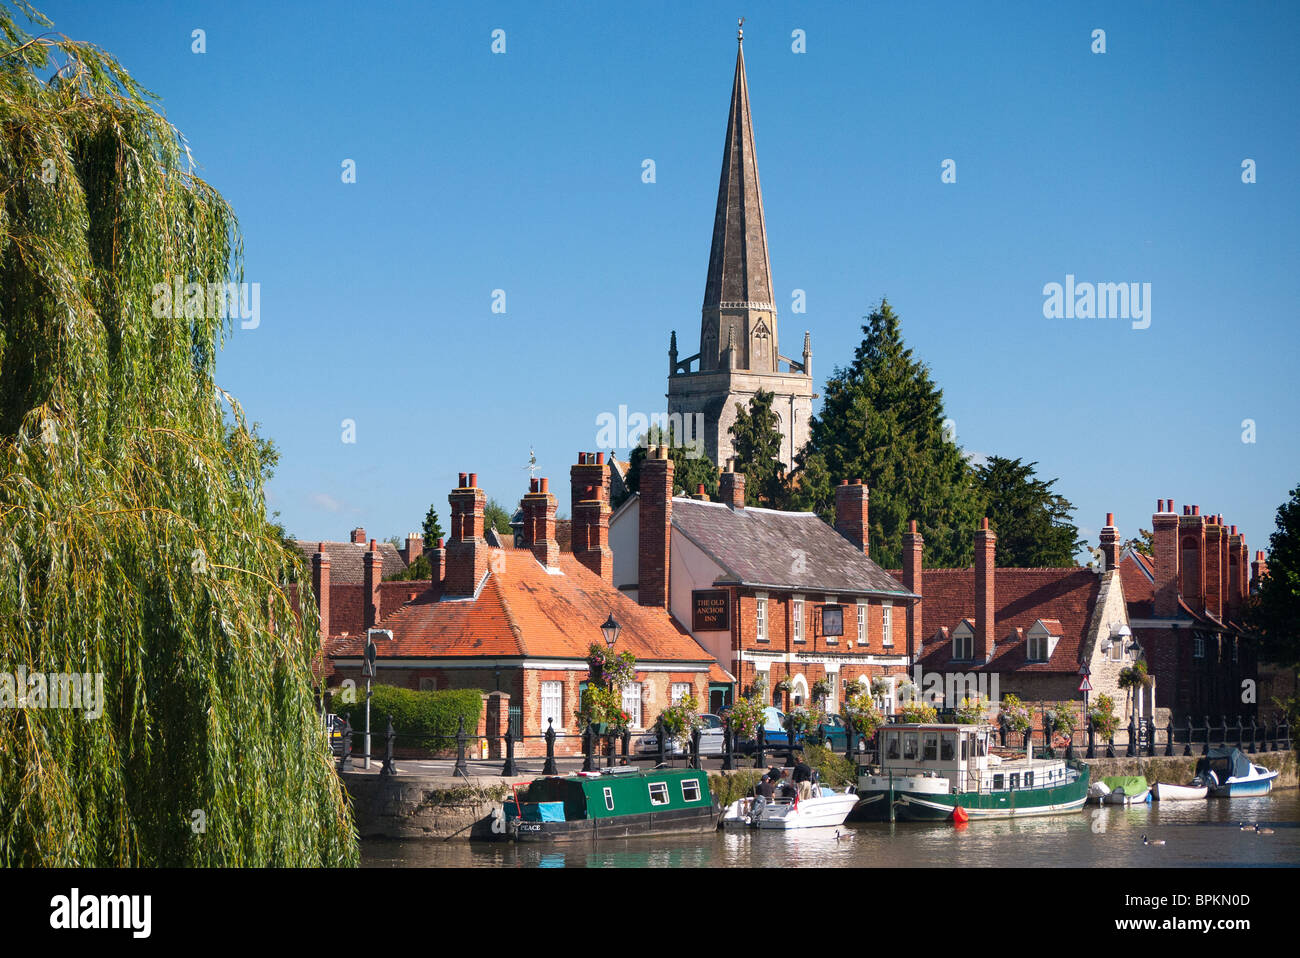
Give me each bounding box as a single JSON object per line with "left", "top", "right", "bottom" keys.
{"left": 670, "top": 498, "right": 916, "bottom": 597}
{"left": 292, "top": 541, "right": 406, "bottom": 584}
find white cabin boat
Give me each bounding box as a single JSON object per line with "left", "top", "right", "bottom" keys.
{"left": 722, "top": 784, "right": 860, "bottom": 830}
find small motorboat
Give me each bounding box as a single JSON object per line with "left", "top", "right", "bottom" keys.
{"left": 1193, "top": 749, "right": 1279, "bottom": 798}
{"left": 1153, "top": 781, "right": 1208, "bottom": 801}
{"left": 723, "top": 784, "right": 860, "bottom": 830}
{"left": 1092, "top": 776, "right": 1150, "bottom": 805}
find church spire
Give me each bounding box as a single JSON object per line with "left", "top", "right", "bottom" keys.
{"left": 702, "top": 20, "right": 774, "bottom": 321}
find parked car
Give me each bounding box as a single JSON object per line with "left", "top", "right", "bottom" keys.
{"left": 636, "top": 712, "right": 727, "bottom": 756}
{"left": 735, "top": 706, "right": 804, "bottom": 752}
{"left": 814, "top": 713, "right": 869, "bottom": 753}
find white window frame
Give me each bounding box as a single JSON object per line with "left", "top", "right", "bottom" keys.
{"left": 954, "top": 629, "right": 973, "bottom": 661}
{"left": 603, "top": 786, "right": 615, "bottom": 811}
{"left": 681, "top": 778, "right": 702, "bottom": 803}
{"left": 540, "top": 680, "right": 563, "bottom": 731}
{"left": 670, "top": 682, "right": 690, "bottom": 706}
{"left": 857, "top": 600, "right": 867, "bottom": 646}
{"left": 881, "top": 601, "right": 893, "bottom": 647}
{"left": 648, "top": 782, "right": 670, "bottom": 806}
{"left": 756, "top": 592, "right": 768, "bottom": 643}
{"left": 622, "top": 682, "right": 643, "bottom": 729}
{"left": 792, "top": 596, "right": 805, "bottom": 643}
{"left": 824, "top": 595, "right": 838, "bottom": 645}
{"left": 1028, "top": 635, "right": 1046, "bottom": 662}
{"left": 1193, "top": 635, "right": 1205, "bottom": 659}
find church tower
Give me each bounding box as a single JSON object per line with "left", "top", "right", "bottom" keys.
{"left": 667, "top": 22, "right": 813, "bottom": 473}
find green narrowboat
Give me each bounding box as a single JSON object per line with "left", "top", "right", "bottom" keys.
{"left": 856, "top": 723, "right": 1090, "bottom": 822}
{"left": 504, "top": 767, "right": 722, "bottom": 842}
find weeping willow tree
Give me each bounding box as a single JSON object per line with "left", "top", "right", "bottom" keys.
{"left": 0, "top": 2, "right": 357, "bottom": 865}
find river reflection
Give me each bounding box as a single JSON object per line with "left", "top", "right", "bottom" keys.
{"left": 361, "top": 792, "right": 1300, "bottom": 868}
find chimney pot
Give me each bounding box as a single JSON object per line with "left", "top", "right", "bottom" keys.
{"left": 469, "top": 473, "right": 478, "bottom": 488}
{"left": 840, "top": 479, "right": 848, "bottom": 486}
{"left": 540, "top": 477, "right": 549, "bottom": 493}
{"left": 596, "top": 452, "right": 605, "bottom": 464}
{"left": 981, "top": 517, "right": 990, "bottom": 530}
{"left": 1231, "top": 525, "right": 1237, "bottom": 535}
{"left": 1106, "top": 512, "right": 1114, "bottom": 527}
{"left": 909, "top": 519, "right": 917, "bottom": 533}
{"left": 458, "top": 472, "right": 467, "bottom": 487}
{"left": 696, "top": 483, "right": 705, "bottom": 497}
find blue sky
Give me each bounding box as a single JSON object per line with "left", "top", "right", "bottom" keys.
{"left": 36, "top": 1, "right": 1300, "bottom": 557}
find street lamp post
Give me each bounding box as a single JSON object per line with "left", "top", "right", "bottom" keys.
{"left": 600, "top": 614, "right": 620, "bottom": 767}
{"left": 364, "top": 629, "right": 392, "bottom": 770}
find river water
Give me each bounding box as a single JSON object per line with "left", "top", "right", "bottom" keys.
{"left": 361, "top": 791, "right": 1300, "bottom": 868}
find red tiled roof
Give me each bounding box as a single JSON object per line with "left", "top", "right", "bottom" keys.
{"left": 1120, "top": 551, "right": 1155, "bottom": 618}
{"left": 903, "top": 567, "right": 1101, "bottom": 674}
{"left": 328, "top": 549, "right": 714, "bottom": 665}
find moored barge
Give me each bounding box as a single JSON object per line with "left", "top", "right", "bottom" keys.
{"left": 504, "top": 766, "right": 722, "bottom": 842}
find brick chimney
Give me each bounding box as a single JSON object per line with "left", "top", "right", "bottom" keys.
{"left": 638, "top": 444, "right": 674, "bottom": 608}
{"left": 403, "top": 533, "right": 424, "bottom": 568}
{"left": 430, "top": 537, "right": 446, "bottom": 594}
{"left": 903, "top": 520, "right": 924, "bottom": 662}
{"left": 363, "top": 539, "right": 381, "bottom": 629}
{"left": 350, "top": 527, "right": 366, "bottom": 545}
{"left": 1205, "top": 518, "right": 1225, "bottom": 620}
{"left": 719, "top": 459, "right": 745, "bottom": 509}
{"left": 1099, "top": 513, "right": 1121, "bottom": 571}
{"left": 1179, "top": 506, "right": 1206, "bottom": 612}
{"left": 571, "top": 452, "right": 612, "bottom": 582}
{"left": 975, "top": 518, "right": 995, "bottom": 663}
{"left": 312, "top": 545, "right": 331, "bottom": 641}
{"left": 834, "top": 479, "right": 870, "bottom": 555}
{"left": 522, "top": 477, "right": 561, "bottom": 569}
{"left": 1227, "top": 526, "right": 1245, "bottom": 617}
{"left": 1250, "top": 551, "right": 1268, "bottom": 594}
{"left": 445, "top": 472, "right": 488, "bottom": 596}
{"left": 1152, "top": 499, "right": 1180, "bottom": 617}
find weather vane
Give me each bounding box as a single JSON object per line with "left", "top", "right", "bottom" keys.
{"left": 524, "top": 446, "right": 538, "bottom": 480}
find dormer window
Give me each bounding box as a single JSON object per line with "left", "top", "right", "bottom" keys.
{"left": 1025, "top": 620, "right": 1061, "bottom": 663}
{"left": 952, "top": 622, "right": 974, "bottom": 661}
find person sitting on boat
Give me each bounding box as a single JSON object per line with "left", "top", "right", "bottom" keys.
{"left": 792, "top": 754, "right": 814, "bottom": 801}
{"left": 754, "top": 768, "right": 780, "bottom": 814}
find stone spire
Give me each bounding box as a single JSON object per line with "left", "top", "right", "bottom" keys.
{"left": 700, "top": 22, "right": 776, "bottom": 372}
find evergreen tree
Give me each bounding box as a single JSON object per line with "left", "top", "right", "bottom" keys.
{"left": 484, "top": 498, "right": 513, "bottom": 536}
{"left": 625, "top": 424, "right": 719, "bottom": 500}
{"left": 729, "top": 389, "right": 789, "bottom": 508}
{"left": 973, "top": 456, "right": 1083, "bottom": 567}
{"left": 794, "top": 299, "right": 983, "bottom": 568}
{"left": 0, "top": 4, "right": 355, "bottom": 865}
{"left": 1124, "top": 529, "right": 1154, "bottom": 559}
{"left": 421, "top": 505, "right": 445, "bottom": 547}
{"left": 1248, "top": 484, "right": 1300, "bottom": 671}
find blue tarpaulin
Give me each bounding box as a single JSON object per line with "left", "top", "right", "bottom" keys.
{"left": 535, "top": 801, "right": 565, "bottom": 822}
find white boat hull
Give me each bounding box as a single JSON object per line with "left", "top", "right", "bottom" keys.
{"left": 1153, "top": 782, "right": 1207, "bottom": 801}
{"left": 723, "top": 790, "right": 860, "bottom": 830}
{"left": 1209, "top": 766, "right": 1278, "bottom": 798}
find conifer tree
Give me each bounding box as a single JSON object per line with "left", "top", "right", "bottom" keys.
{"left": 625, "top": 423, "right": 719, "bottom": 501}
{"left": 794, "top": 299, "right": 983, "bottom": 568}
{"left": 0, "top": 4, "right": 356, "bottom": 865}
{"left": 729, "top": 389, "right": 789, "bottom": 508}
{"left": 974, "top": 456, "right": 1083, "bottom": 567}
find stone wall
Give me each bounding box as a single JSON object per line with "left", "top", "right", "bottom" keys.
{"left": 343, "top": 771, "right": 527, "bottom": 841}
{"left": 1080, "top": 749, "right": 1296, "bottom": 790}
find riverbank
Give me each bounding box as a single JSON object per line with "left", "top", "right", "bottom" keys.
{"left": 1079, "top": 749, "right": 1296, "bottom": 789}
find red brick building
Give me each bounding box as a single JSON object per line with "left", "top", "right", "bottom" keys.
{"left": 895, "top": 514, "right": 1139, "bottom": 729}
{"left": 1120, "top": 499, "right": 1280, "bottom": 724}
{"left": 610, "top": 454, "right": 919, "bottom": 714}
{"left": 301, "top": 466, "right": 719, "bottom": 756}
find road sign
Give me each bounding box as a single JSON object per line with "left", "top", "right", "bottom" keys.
{"left": 1078, "top": 676, "right": 1093, "bottom": 693}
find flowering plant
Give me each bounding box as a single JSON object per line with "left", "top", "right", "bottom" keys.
{"left": 896, "top": 678, "right": 918, "bottom": 704}
{"left": 723, "top": 693, "right": 767, "bottom": 740}
{"left": 586, "top": 643, "right": 636, "bottom": 689}
{"left": 811, "top": 678, "right": 833, "bottom": 703}
{"left": 842, "top": 693, "right": 884, "bottom": 739}
{"left": 998, "top": 693, "right": 1031, "bottom": 734}
{"left": 1088, "top": 692, "right": 1119, "bottom": 739}
{"left": 1044, "top": 702, "right": 1077, "bottom": 737}
{"left": 899, "top": 701, "right": 938, "bottom": 724}
{"left": 658, "top": 692, "right": 702, "bottom": 749}
{"left": 576, "top": 683, "right": 630, "bottom": 732}
{"left": 955, "top": 695, "right": 987, "bottom": 725}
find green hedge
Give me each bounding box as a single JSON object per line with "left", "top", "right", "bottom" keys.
{"left": 329, "top": 685, "right": 484, "bottom": 753}
{"left": 710, "top": 770, "right": 764, "bottom": 808}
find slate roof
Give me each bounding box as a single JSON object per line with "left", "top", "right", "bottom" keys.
{"left": 901, "top": 567, "right": 1102, "bottom": 674}
{"left": 670, "top": 498, "right": 916, "bottom": 598}
{"left": 328, "top": 549, "right": 716, "bottom": 666}
{"left": 293, "top": 540, "right": 406, "bottom": 583}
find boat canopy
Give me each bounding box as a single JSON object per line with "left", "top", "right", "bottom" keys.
{"left": 1196, "top": 748, "right": 1251, "bottom": 780}
{"left": 1099, "top": 776, "right": 1147, "bottom": 795}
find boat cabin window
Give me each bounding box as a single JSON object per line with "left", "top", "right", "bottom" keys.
{"left": 1025, "top": 771, "right": 1034, "bottom": 787}
{"left": 1009, "top": 773, "right": 1020, "bottom": 789}
{"left": 903, "top": 733, "right": 919, "bottom": 761}
{"left": 648, "top": 782, "right": 670, "bottom": 806}
{"left": 603, "top": 787, "right": 615, "bottom": 811}
{"left": 941, "top": 734, "right": 956, "bottom": 762}
{"left": 961, "top": 736, "right": 968, "bottom": 760}
{"left": 993, "top": 774, "right": 1005, "bottom": 790}
{"left": 885, "top": 732, "right": 901, "bottom": 760}
{"left": 977, "top": 735, "right": 988, "bottom": 757}
{"left": 923, "top": 733, "right": 939, "bottom": 762}
{"left": 681, "top": 778, "right": 701, "bottom": 803}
